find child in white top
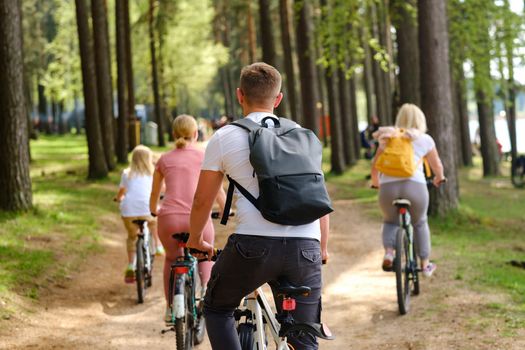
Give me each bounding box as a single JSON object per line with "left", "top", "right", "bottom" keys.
{"left": 114, "top": 145, "right": 159, "bottom": 283}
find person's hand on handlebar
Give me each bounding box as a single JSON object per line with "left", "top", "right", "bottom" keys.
{"left": 187, "top": 236, "right": 214, "bottom": 261}
{"left": 432, "top": 175, "right": 447, "bottom": 188}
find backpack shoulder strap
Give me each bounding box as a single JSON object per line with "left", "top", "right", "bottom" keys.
{"left": 220, "top": 175, "right": 259, "bottom": 225}
{"left": 277, "top": 117, "right": 298, "bottom": 130}
{"left": 230, "top": 118, "right": 261, "bottom": 132}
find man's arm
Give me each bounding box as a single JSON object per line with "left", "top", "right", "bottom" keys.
{"left": 320, "top": 214, "right": 330, "bottom": 263}
{"left": 188, "top": 170, "right": 224, "bottom": 256}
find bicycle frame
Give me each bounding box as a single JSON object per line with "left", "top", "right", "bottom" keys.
{"left": 137, "top": 224, "right": 153, "bottom": 273}
{"left": 240, "top": 287, "right": 293, "bottom": 350}
{"left": 399, "top": 208, "right": 415, "bottom": 266}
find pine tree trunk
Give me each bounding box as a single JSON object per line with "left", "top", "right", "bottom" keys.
{"left": 149, "top": 0, "right": 165, "bottom": 147}
{"left": 378, "top": 0, "right": 393, "bottom": 123}
{"left": 360, "top": 26, "right": 375, "bottom": 124}
{"left": 295, "top": 1, "right": 319, "bottom": 135}
{"left": 75, "top": 0, "right": 108, "bottom": 178}
{"left": 394, "top": 0, "right": 420, "bottom": 106}
{"left": 115, "top": 0, "right": 128, "bottom": 163}
{"left": 370, "top": 2, "right": 388, "bottom": 126}
{"left": 326, "top": 69, "right": 346, "bottom": 174}
{"left": 418, "top": 0, "right": 458, "bottom": 216}
{"left": 338, "top": 68, "right": 356, "bottom": 166}
{"left": 247, "top": 0, "right": 257, "bottom": 62}
{"left": 0, "top": 0, "right": 32, "bottom": 211}
{"left": 349, "top": 75, "right": 361, "bottom": 160}
{"left": 92, "top": 0, "right": 116, "bottom": 170}
{"left": 475, "top": 88, "right": 500, "bottom": 176}
{"left": 279, "top": 0, "right": 299, "bottom": 122}
{"left": 123, "top": 0, "right": 137, "bottom": 150}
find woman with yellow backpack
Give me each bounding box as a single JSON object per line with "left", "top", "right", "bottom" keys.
{"left": 371, "top": 103, "right": 446, "bottom": 277}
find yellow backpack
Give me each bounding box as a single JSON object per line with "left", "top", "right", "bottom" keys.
{"left": 375, "top": 129, "right": 424, "bottom": 178}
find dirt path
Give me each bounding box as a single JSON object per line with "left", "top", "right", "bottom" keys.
{"left": 1, "top": 197, "right": 523, "bottom": 349}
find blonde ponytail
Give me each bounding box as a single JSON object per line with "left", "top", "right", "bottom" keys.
{"left": 172, "top": 114, "right": 198, "bottom": 149}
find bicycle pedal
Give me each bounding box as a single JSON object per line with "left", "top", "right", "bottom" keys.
{"left": 161, "top": 327, "right": 174, "bottom": 334}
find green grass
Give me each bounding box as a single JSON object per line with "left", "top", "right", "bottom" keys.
{"left": 0, "top": 135, "right": 120, "bottom": 310}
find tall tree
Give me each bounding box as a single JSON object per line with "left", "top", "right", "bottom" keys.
{"left": 393, "top": 0, "right": 420, "bottom": 106}
{"left": 279, "top": 0, "right": 299, "bottom": 122}
{"left": 91, "top": 0, "right": 116, "bottom": 170}
{"left": 0, "top": 0, "right": 32, "bottom": 211}
{"left": 418, "top": 0, "right": 458, "bottom": 215}
{"left": 123, "top": 0, "right": 137, "bottom": 149}
{"left": 75, "top": 0, "right": 108, "bottom": 178}
{"left": 247, "top": 0, "right": 257, "bottom": 62}
{"left": 360, "top": 25, "right": 375, "bottom": 124}
{"left": 115, "top": 0, "right": 128, "bottom": 163}
{"left": 259, "top": 0, "right": 276, "bottom": 66}
{"left": 295, "top": 1, "right": 320, "bottom": 135}
{"left": 338, "top": 68, "right": 357, "bottom": 166}
{"left": 369, "top": 1, "right": 389, "bottom": 125}
{"left": 149, "top": 0, "right": 165, "bottom": 147}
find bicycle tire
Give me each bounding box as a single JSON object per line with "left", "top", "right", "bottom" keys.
{"left": 395, "top": 228, "right": 410, "bottom": 314}
{"left": 511, "top": 158, "right": 525, "bottom": 188}
{"left": 237, "top": 322, "right": 254, "bottom": 350}
{"left": 175, "top": 278, "right": 195, "bottom": 350}
{"left": 136, "top": 237, "right": 146, "bottom": 304}
{"left": 412, "top": 242, "right": 420, "bottom": 296}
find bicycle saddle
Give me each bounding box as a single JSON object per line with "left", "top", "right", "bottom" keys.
{"left": 270, "top": 279, "right": 311, "bottom": 297}
{"left": 132, "top": 219, "right": 148, "bottom": 226}
{"left": 392, "top": 199, "right": 411, "bottom": 208}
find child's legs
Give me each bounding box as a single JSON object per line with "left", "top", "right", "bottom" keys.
{"left": 157, "top": 214, "right": 187, "bottom": 303}
{"left": 122, "top": 217, "right": 139, "bottom": 265}
{"left": 198, "top": 219, "right": 215, "bottom": 287}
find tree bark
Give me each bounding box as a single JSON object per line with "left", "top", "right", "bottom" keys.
{"left": 475, "top": 88, "right": 500, "bottom": 176}
{"left": 279, "top": 0, "right": 299, "bottom": 122}
{"left": 295, "top": 1, "right": 320, "bottom": 135}
{"left": 123, "top": 0, "right": 137, "bottom": 150}
{"left": 92, "top": 0, "right": 116, "bottom": 170}
{"left": 349, "top": 75, "right": 361, "bottom": 160}
{"left": 394, "top": 0, "right": 420, "bottom": 106}
{"left": 247, "top": 0, "right": 257, "bottom": 62}
{"left": 0, "top": 0, "right": 32, "bottom": 211}
{"left": 75, "top": 0, "right": 108, "bottom": 179}
{"left": 338, "top": 68, "right": 356, "bottom": 166}
{"left": 370, "top": 2, "right": 389, "bottom": 126}
{"left": 149, "top": 0, "right": 165, "bottom": 147}
{"left": 453, "top": 63, "right": 472, "bottom": 166}
{"left": 418, "top": 0, "right": 458, "bottom": 216}
{"left": 326, "top": 69, "right": 346, "bottom": 174}
{"left": 115, "top": 0, "right": 128, "bottom": 163}
{"left": 360, "top": 26, "right": 375, "bottom": 124}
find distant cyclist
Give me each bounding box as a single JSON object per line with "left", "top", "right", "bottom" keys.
{"left": 188, "top": 62, "right": 331, "bottom": 350}
{"left": 149, "top": 114, "right": 225, "bottom": 323}
{"left": 371, "top": 103, "right": 446, "bottom": 277}
{"left": 114, "top": 145, "right": 159, "bottom": 283}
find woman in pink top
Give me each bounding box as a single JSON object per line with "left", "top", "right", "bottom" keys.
{"left": 150, "top": 114, "right": 220, "bottom": 323}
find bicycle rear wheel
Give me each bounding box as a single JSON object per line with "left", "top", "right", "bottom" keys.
{"left": 135, "top": 237, "right": 146, "bottom": 304}
{"left": 395, "top": 228, "right": 410, "bottom": 314}
{"left": 175, "top": 279, "right": 194, "bottom": 350}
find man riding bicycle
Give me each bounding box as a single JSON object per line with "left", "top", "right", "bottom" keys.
{"left": 188, "top": 62, "right": 331, "bottom": 350}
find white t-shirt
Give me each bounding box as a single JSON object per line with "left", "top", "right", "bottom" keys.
{"left": 202, "top": 112, "right": 321, "bottom": 240}
{"left": 119, "top": 169, "right": 153, "bottom": 217}
{"left": 380, "top": 133, "right": 436, "bottom": 185}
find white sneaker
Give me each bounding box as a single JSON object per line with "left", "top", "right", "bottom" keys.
{"left": 422, "top": 262, "right": 437, "bottom": 278}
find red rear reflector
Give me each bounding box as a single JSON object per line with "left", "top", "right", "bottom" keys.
{"left": 178, "top": 242, "right": 186, "bottom": 248}
{"left": 399, "top": 207, "right": 407, "bottom": 215}
{"left": 174, "top": 266, "right": 189, "bottom": 274}
{"left": 282, "top": 298, "right": 296, "bottom": 311}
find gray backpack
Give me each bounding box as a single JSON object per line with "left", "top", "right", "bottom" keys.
{"left": 221, "top": 116, "right": 333, "bottom": 226}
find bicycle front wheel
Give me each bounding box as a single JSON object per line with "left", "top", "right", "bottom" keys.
{"left": 237, "top": 322, "right": 254, "bottom": 350}
{"left": 135, "top": 237, "right": 146, "bottom": 304}
{"left": 395, "top": 228, "right": 410, "bottom": 314}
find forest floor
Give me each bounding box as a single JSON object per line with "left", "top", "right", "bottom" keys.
{"left": 0, "top": 136, "right": 524, "bottom": 349}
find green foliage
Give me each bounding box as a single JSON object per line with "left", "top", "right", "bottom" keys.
{"left": 130, "top": 0, "right": 227, "bottom": 114}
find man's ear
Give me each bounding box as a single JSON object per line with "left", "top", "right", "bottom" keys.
{"left": 236, "top": 88, "right": 244, "bottom": 105}
{"left": 274, "top": 92, "right": 283, "bottom": 108}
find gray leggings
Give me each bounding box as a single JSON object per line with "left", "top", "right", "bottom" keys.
{"left": 378, "top": 181, "right": 431, "bottom": 259}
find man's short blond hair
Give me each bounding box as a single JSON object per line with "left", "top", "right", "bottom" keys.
{"left": 395, "top": 103, "right": 428, "bottom": 133}
{"left": 240, "top": 62, "right": 282, "bottom": 105}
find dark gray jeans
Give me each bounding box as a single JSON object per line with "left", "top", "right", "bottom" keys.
{"left": 204, "top": 234, "right": 323, "bottom": 350}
